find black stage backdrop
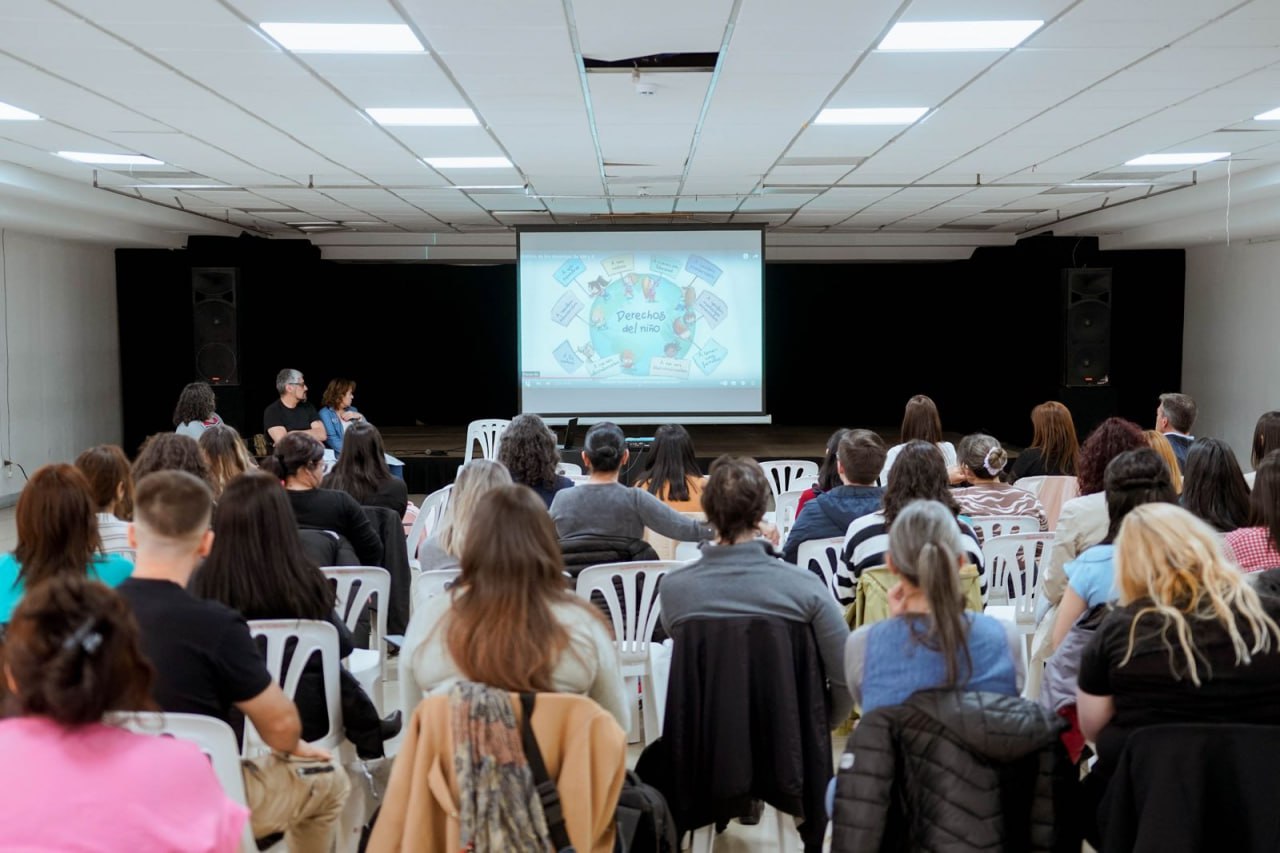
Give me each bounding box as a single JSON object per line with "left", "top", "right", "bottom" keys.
{"left": 116, "top": 233, "right": 1183, "bottom": 456}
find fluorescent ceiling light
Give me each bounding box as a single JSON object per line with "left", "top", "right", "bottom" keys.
{"left": 878, "top": 20, "right": 1043, "bottom": 51}
{"left": 424, "top": 156, "right": 512, "bottom": 169}
{"left": 56, "top": 151, "right": 164, "bottom": 165}
{"left": 1125, "top": 152, "right": 1230, "bottom": 166}
{"left": 815, "top": 107, "right": 929, "bottom": 125}
{"left": 0, "top": 101, "right": 40, "bottom": 121}
{"left": 259, "top": 23, "right": 424, "bottom": 53}
{"left": 366, "top": 108, "right": 478, "bottom": 126}
{"left": 1254, "top": 107, "right": 1280, "bottom": 121}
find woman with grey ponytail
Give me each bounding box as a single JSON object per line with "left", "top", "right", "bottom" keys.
{"left": 843, "top": 500, "right": 1024, "bottom": 713}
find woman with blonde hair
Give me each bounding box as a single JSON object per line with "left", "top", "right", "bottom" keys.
{"left": 416, "top": 460, "right": 512, "bottom": 575}
{"left": 1011, "top": 401, "right": 1080, "bottom": 482}
{"left": 1142, "top": 430, "right": 1183, "bottom": 494}
{"left": 198, "top": 424, "right": 255, "bottom": 499}
{"left": 1077, "top": 503, "right": 1280, "bottom": 777}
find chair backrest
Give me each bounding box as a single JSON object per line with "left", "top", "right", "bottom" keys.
{"left": 575, "top": 561, "right": 682, "bottom": 662}
{"left": 410, "top": 568, "right": 462, "bottom": 614}
{"left": 557, "top": 461, "right": 583, "bottom": 476}
{"left": 245, "top": 618, "right": 342, "bottom": 754}
{"left": 321, "top": 565, "right": 391, "bottom": 652}
{"left": 982, "top": 532, "right": 1055, "bottom": 613}
{"left": 464, "top": 419, "right": 510, "bottom": 461}
{"left": 406, "top": 484, "right": 452, "bottom": 560}
{"left": 1016, "top": 476, "right": 1079, "bottom": 531}
{"left": 967, "top": 515, "right": 1041, "bottom": 543}
{"left": 758, "top": 460, "right": 820, "bottom": 498}
{"left": 774, "top": 489, "right": 806, "bottom": 544}
{"left": 110, "top": 712, "right": 256, "bottom": 852}
{"left": 644, "top": 511, "right": 706, "bottom": 562}
{"left": 795, "top": 536, "right": 844, "bottom": 599}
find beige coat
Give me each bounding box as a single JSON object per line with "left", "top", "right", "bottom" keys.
{"left": 368, "top": 692, "right": 627, "bottom": 853}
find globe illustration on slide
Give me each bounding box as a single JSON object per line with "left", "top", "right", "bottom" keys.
{"left": 587, "top": 273, "right": 695, "bottom": 375}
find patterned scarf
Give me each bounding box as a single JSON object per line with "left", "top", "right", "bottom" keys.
{"left": 450, "top": 681, "right": 554, "bottom": 852}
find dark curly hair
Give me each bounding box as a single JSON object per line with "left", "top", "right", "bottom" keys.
{"left": 172, "top": 382, "right": 216, "bottom": 426}
{"left": 497, "top": 414, "right": 560, "bottom": 490}
{"left": 1077, "top": 417, "right": 1146, "bottom": 496}
{"left": 132, "top": 433, "right": 210, "bottom": 485}
{"left": 882, "top": 441, "right": 959, "bottom": 526}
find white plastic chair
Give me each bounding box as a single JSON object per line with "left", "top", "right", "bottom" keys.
{"left": 464, "top": 419, "right": 510, "bottom": 461}
{"left": 575, "top": 561, "right": 683, "bottom": 744}
{"left": 795, "top": 536, "right": 844, "bottom": 599}
{"left": 757, "top": 459, "right": 819, "bottom": 498}
{"left": 321, "top": 566, "right": 392, "bottom": 709}
{"left": 1014, "top": 475, "right": 1079, "bottom": 531}
{"left": 111, "top": 712, "right": 257, "bottom": 852}
{"left": 966, "top": 515, "right": 1041, "bottom": 544}
{"left": 773, "top": 489, "right": 806, "bottom": 545}
{"left": 983, "top": 533, "right": 1055, "bottom": 673}
{"left": 410, "top": 568, "right": 461, "bottom": 614}
{"left": 406, "top": 484, "right": 452, "bottom": 571}
{"left": 556, "top": 461, "right": 582, "bottom": 476}
{"left": 245, "top": 619, "right": 343, "bottom": 754}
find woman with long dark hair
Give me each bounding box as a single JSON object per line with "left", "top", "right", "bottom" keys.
{"left": 497, "top": 413, "right": 573, "bottom": 509}
{"left": 0, "top": 464, "right": 132, "bottom": 622}
{"left": 322, "top": 421, "right": 408, "bottom": 517}
{"left": 260, "top": 433, "right": 382, "bottom": 566}
{"left": 0, "top": 575, "right": 247, "bottom": 849}
{"left": 845, "top": 500, "right": 1022, "bottom": 713}
{"left": 1010, "top": 401, "right": 1080, "bottom": 481}
{"left": 635, "top": 423, "right": 705, "bottom": 511}
{"left": 400, "top": 484, "right": 629, "bottom": 727}
{"left": 1181, "top": 437, "right": 1250, "bottom": 533}
{"left": 841, "top": 441, "right": 984, "bottom": 605}
{"left": 191, "top": 472, "right": 400, "bottom": 757}
{"left": 879, "top": 395, "right": 956, "bottom": 485}
{"left": 794, "top": 428, "right": 848, "bottom": 515}
{"left": 1226, "top": 452, "right": 1280, "bottom": 571}
{"left": 74, "top": 444, "right": 134, "bottom": 555}
{"left": 1246, "top": 411, "right": 1280, "bottom": 488}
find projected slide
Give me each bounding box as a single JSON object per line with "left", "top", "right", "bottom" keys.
{"left": 519, "top": 229, "right": 764, "bottom": 417}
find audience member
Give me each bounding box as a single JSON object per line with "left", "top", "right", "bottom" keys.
{"left": 1077, "top": 503, "right": 1280, "bottom": 820}
{"left": 1180, "top": 437, "right": 1249, "bottom": 533}
{"left": 116, "top": 471, "right": 349, "bottom": 851}
{"left": 0, "top": 464, "right": 132, "bottom": 622}
{"left": 416, "top": 459, "right": 512, "bottom": 575}
{"left": 198, "top": 423, "right": 255, "bottom": 499}
{"left": 317, "top": 378, "right": 363, "bottom": 453}
{"left": 260, "top": 433, "right": 383, "bottom": 566}
{"left": 659, "top": 455, "right": 853, "bottom": 722}
{"left": 495, "top": 412, "right": 572, "bottom": 509}
{"left": 1142, "top": 430, "right": 1183, "bottom": 493}
{"left": 1010, "top": 401, "right": 1080, "bottom": 481}
{"left": 1246, "top": 410, "right": 1280, "bottom": 488}
{"left": 263, "top": 368, "right": 325, "bottom": 450}
{"left": 0, "top": 575, "right": 247, "bottom": 850}
{"left": 845, "top": 500, "right": 1023, "bottom": 714}
{"left": 795, "top": 428, "right": 849, "bottom": 515}
{"left": 132, "top": 432, "right": 211, "bottom": 485}
{"left": 635, "top": 423, "right": 706, "bottom": 512}
{"left": 172, "top": 381, "right": 223, "bottom": 439}
{"left": 1050, "top": 449, "right": 1178, "bottom": 649}
{"left": 950, "top": 433, "right": 1047, "bottom": 537}
{"left": 191, "top": 472, "right": 400, "bottom": 758}
{"left": 783, "top": 430, "right": 885, "bottom": 564}
{"left": 1226, "top": 451, "right": 1280, "bottom": 571}
{"left": 551, "top": 422, "right": 712, "bottom": 545}
{"left": 400, "top": 484, "right": 629, "bottom": 727}
{"left": 841, "top": 441, "right": 984, "bottom": 605}
{"left": 1155, "top": 392, "right": 1197, "bottom": 470}
{"left": 322, "top": 421, "right": 407, "bottom": 517}
{"left": 74, "top": 444, "right": 134, "bottom": 554}
{"left": 880, "top": 395, "right": 956, "bottom": 486}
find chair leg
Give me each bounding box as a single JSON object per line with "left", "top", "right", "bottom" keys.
{"left": 625, "top": 675, "right": 642, "bottom": 744}
{"left": 641, "top": 675, "right": 662, "bottom": 745}
{"left": 688, "top": 825, "right": 715, "bottom": 853}
{"left": 774, "top": 806, "right": 797, "bottom": 851}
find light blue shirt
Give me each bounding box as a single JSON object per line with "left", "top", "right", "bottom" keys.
{"left": 0, "top": 552, "right": 134, "bottom": 623}
{"left": 1064, "top": 544, "right": 1117, "bottom": 608}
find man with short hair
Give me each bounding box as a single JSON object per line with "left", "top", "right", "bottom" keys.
{"left": 263, "top": 368, "right": 326, "bottom": 449}
{"left": 783, "top": 430, "right": 887, "bottom": 564}
{"left": 1157, "top": 392, "right": 1197, "bottom": 471}
{"left": 117, "top": 471, "right": 349, "bottom": 852}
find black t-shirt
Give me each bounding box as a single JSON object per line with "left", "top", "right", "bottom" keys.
{"left": 286, "top": 488, "right": 384, "bottom": 566}
{"left": 1010, "top": 447, "right": 1076, "bottom": 481}
{"left": 263, "top": 399, "right": 320, "bottom": 444}
{"left": 117, "top": 578, "right": 273, "bottom": 724}
{"left": 1078, "top": 594, "right": 1280, "bottom": 764}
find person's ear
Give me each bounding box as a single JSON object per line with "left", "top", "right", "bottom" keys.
{"left": 581, "top": 450, "right": 590, "bottom": 469}
{"left": 4, "top": 663, "right": 16, "bottom": 695}
{"left": 116, "top": 481, "right": 125, "bottom": 503}
{"left": 885, "top": 552, "right": 900, "bottom": 576}
{"left": 836, "top": 459, "right": 846, "bottom": 476}
{"left": 197, "top": 528, "right": 215, "bottom": 558}
{"left": 126, "top": 523, "right": 138, "bottom": 549}
{"left": 622, "top": 448, "right": 631, "bottom": 465}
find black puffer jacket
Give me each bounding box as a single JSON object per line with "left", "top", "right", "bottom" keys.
{"left": 831, "top": 690, "right": 1068, "bottom": 853}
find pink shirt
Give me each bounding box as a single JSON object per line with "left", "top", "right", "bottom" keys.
{"left": 0, "top": 717, "right": 247, "bottom": 852}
